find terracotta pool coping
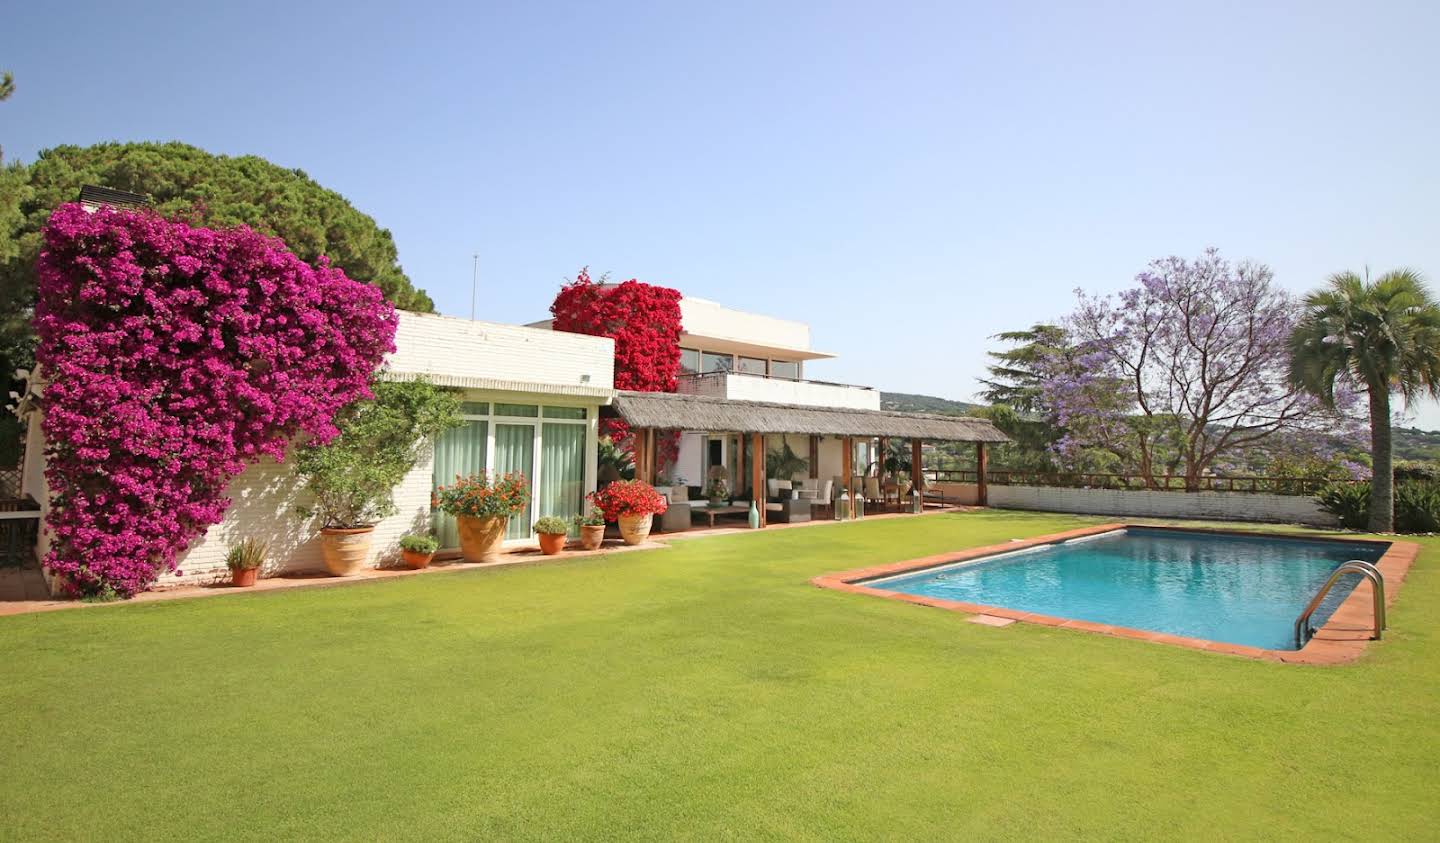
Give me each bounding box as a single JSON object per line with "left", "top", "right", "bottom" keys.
{"left": 811, "top": 523, "right": 1419, "bottom": 665}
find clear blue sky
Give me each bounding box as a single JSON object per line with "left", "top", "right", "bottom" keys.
{"left": 6, "top": 1, "right": 1440, "bottom": 425}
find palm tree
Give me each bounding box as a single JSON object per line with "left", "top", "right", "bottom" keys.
{"left": 1289, "top": 270, "right": 1440, "bottom": 532}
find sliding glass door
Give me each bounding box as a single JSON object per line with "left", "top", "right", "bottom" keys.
{"left": 540, "top": 422, "right": 585, "bottom": 533}
{"left": 430, "top": 401, "right": 591, "bottom": 548}
{"left": 494, "top": 423, "right": 535, "bottom": 540}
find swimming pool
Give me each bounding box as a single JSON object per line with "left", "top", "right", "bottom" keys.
{"left": 863, "top": 527, "right": 1388, "bottom": 651}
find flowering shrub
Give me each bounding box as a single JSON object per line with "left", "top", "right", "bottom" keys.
{"left": 434, "top": 472, "right": 531, "bottom": 518}
{"left": 35, "top": 204, "right": 396, "bottom": 597}
{"left": 588, "top": 480, "right": 669, "bottom": 521}
{"left": 550, "top": 269, "right": 683, "bottom": 465}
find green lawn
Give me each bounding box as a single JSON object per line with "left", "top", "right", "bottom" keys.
{"left": 2, "top": 511, "right": 1436, "bottom": 840}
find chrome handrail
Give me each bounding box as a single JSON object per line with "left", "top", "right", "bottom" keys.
{"left": 1293, "top": 560, "right": 1386, "bottom": 648}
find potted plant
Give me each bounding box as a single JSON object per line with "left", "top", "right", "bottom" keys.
{"left": 573, "top": 507, "right": 607, "bottom": 550}
{"left": 225, "top": 537, "right": 267, "bottom": 587}
{"left": 293, "top": 380, "right": 462, "bottom": 576}
{"left": 589, "top": 479, "right": 669, "bottom": 545}
{"left": 434, "top": 471, "right": 530, "bottom": 563}
{"left": 533, "top": 516, "right": 569, "bottom": 555}
{"left": 399, "top": 533, "right": 439, "bottom": 569}
{"left": 704, "top": 466, "right": 730, "bottom": 506}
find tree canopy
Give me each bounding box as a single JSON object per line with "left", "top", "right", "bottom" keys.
{"left": 1290, "top": 269, "right": 1440, "bottom": 531}
{"left": 0, "top": 142, "right": 433, "bottom": 379}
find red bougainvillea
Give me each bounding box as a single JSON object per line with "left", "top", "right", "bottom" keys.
{"left": 550, "top": 269, "right": 683, "bottom": 465}
{"left": 34, "top": 204, "right": 396, "bottom": 597}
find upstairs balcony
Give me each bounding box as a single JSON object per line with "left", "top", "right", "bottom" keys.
{"left": 676, "top": 371, "right": 881, "bottom": 410}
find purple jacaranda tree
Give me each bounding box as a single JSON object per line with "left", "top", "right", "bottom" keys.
{"left": 1042, "top": 248, "right": 1361, "bottom": 490}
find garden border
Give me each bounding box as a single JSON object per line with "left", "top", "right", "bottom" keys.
{"left": 812, "top": 523, "right": 1419, "bottom": 665}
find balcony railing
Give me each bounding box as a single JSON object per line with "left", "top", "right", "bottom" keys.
{"left": 676, "top": 371, "right": 880, "bottom": 409}
{"left": 923, "top": 469, "right": 1355, "bottom": 497}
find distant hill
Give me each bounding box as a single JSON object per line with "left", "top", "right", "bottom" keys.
{"left": 881, "top": 392, "right": 982, "bottom": 416}
{"left": 1395, "top": 426, "right": 1440, "bottom": 462}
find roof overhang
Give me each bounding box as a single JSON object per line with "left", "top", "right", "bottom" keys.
{"left": 678, "top": 333, "right": 836, "bottom": 362}
{"left": 604, "top": 391, "right": 1008, "bottom": 442}
{"left": 382, "top": 371, "right": 615, "bottom": 402}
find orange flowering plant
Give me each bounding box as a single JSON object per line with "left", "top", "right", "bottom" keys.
{"left": 434, "top": 472, "right": 531, "bottom": 518}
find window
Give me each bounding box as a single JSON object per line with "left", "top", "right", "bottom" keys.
{"left": 542, "top": 406, "right": 587, "bottom": 420}
{"left": 701, "top": 352, "right": 733, "bottom": 373}
{"left": 494, "top": 403, "right": 538, "bottom": 417}
{"left": 736, "top": 356, "right": 767, "bottom": 375}
{"left": 770, "top": 360, "right": 800, "bottom": 380}
{"left": 460, "top": 401, "right": 491, "bottom": 417}
{"left": 679, "top": 348, "right": 701, "bottom": 375}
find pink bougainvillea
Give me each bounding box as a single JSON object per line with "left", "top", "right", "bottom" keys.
{"left": 34, "top": 204, "right": 397, "bottom": 597}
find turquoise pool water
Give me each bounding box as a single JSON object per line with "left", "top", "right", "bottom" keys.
{"left": 870, "top": 528, "right": 1387, "bottom": 650}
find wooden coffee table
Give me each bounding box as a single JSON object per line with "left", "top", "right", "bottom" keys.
{"left": 692, "top": 503, "right": 749, "bottom": 528}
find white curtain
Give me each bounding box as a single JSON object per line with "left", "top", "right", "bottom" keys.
{"left": 432, "top": 420, "right": 487, "bottom": 548}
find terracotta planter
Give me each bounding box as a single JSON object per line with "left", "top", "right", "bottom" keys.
{"left": 617, "top": 513, "right": 654, "bottom": 546}
{"left": 537, "top": 532, "right": 567, "bottom": 555}
{"left": 457, "top": 515, "right": 508, "bottom": 563}
{"left": 401, "top": 549, "right": 434, "bottom": 570}
{"left": 319, "top": 526, "right": 374, "bottom": 576}
{"left": 579, "top": 524, "right": 605, "bottom": 550}
{"left": 231, "top": 567, "right": 259, "bottom": 587}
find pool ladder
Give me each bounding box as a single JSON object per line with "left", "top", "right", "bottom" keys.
{"left": 1293, "top": 560, "right": 1386, "bottom": 649}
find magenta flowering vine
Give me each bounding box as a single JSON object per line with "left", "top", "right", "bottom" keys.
{"left": 34, "top": 204, "right": 397, "bottom": 597}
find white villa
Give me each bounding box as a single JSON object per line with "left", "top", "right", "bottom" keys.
{"left": 18, "top": 290, "right": 1005, "bottom": 586}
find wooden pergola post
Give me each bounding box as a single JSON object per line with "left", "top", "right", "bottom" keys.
{"left": 842, "top": 435, "right": 854, "bottom": 518}
{"left": 808, "top": 435, "right": 819, "bottom": 479}
{"left": 737, "top": 433, "right": 747, "bottom": 497}
{"left": 751, "top": 431, "right": 766, "bottom": 527}
{"left": 634, "top": 429, "right": 650, "bottom": 484}
{"left": 912, "top": 439, "right": 923, "bottom": 510}
{"left": 977, "top": 441, "right": 989, "bottom": 506}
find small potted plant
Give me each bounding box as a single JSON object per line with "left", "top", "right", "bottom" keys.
{"left": 573, "top": 507, "right": 607, "bottom": 550}
{"left": 399, "top": 533, "right": 439, "bottom": 569}
{"left": 533, "top": 516, "right": 569, "bottom": 555}
{"left": 589, "top": 479, "right": 669, "bottom": 545}
{"left": 434, "top": 471, "right": 531, "bottom": 563}
{"left": 225, "top": 538, "right": 267, "bottom": 587}
{"left": 704, "top": 466, "right": 730, "bottom": 506}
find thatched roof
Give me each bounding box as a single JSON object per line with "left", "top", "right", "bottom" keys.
{"left": 606, "top": 391, "right": 1009, "bottom": 442}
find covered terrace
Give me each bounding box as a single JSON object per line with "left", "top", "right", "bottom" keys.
{"left": 604, "top": 391, "right": 1009, "bottom": 527}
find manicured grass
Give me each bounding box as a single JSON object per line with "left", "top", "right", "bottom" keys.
{"left": 1, "top": 511, "right": 1436, "bottom": 840}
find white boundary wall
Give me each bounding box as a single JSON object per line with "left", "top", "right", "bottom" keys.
{"left": 988, "top": 484, "right": 1336, "bottom": 527}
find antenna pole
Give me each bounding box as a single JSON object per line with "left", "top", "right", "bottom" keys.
{"left": 470, "top": 253, "right": 478, "bottom": 320}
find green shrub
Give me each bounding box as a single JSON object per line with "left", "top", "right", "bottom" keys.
{"left": 573, "top": 507, "right": 606, "bottom": 528}
{"left": 294, "top": 380, "right": 462, "bottom": 528}
{"left": 1396, "top": 481, "right": 1440, "bottom": 533}
{"left": 225, "top": 537, "right": 268, "bottom": 571}
{"left": 1316, "top": 479, "right": 1440, "bottom": 533}
{"left": 1316, "top": 482, "right": 1371, "bottom": 530}
{"left": 533, "top": 516, "right": 569, "bottom": 535}
{"left": 399, "top": 534, "right": 438, "bottom": 554}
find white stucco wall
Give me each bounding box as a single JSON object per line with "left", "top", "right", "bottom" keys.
{"left": 389, "top": 311, "right": 615, "bottom": 390}
{"left": 162, "top": 452, "right": 437, "bottom": 584}
{"left": 988, "top": 485, "right": 1336, "bottom": 527}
